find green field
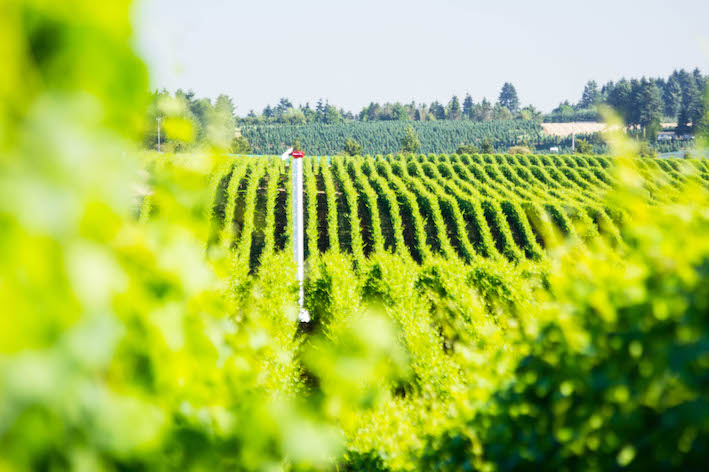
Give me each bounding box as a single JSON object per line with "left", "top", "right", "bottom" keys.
{"left": 239, "top": 121, "right": 592, "bottom": 155}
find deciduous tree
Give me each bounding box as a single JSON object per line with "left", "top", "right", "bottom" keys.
{"left": 400, "top": 125, "right": 421, "bottom": 154}
{"left": 343, "top": 138, "right": 363, "bottom": 156}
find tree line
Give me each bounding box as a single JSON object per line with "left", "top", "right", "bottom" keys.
{"left": 235, "top": 69, "right": 706, "bottom": 134}
{"left": 143, "top": 68, "right": 707, "bottom": 152}
{"left": 239, "top": 82, "right": 540, "bottom": 126}
{"left": 548, "top": 68, "right": 707, "bottom": 140}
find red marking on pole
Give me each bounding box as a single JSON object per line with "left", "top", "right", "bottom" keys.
{"left": 291, "top": 151, "right": 305, "bottom": 159}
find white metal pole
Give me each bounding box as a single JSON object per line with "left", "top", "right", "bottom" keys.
{"left": 292, "top": 155, "right": 297, "bottom": 261}
{"left": 281, "top": 147, "right": 310, "bottom": 323}
{"left": 293, "top": 155, "right": 310, "bottom": 323}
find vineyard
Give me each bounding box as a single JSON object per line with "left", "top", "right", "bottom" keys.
{"left": 186, "top": 153, "right": 707, "bottom": 270}
{"left": 5, "top": 1, "right": 709, "bottom": 470}
{"left": 137, "top": 152, "right": 709, "bottom": 469}
{"left": 239, "top": 121, "right": 597, "bottom": 155}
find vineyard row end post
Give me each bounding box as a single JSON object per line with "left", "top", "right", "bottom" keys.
{"left": 283, "top": 148, "right": 311, "bottom": 323}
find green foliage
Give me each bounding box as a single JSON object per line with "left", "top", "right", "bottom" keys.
{"left": 447, "top": 95, "right": 462, "bottom": 120}
{"left": 480, "top": 138, "right": 495, "bottom": 154}
{"left": 463, "top": 94, "right": 475, "bottom": 119}
{"left": 456, "top": 143, "right": 479, "bottom": 155}
{"left": 544, "top": 106, "right": 601, "bottom": 123}
{"left": 520, "top": 105, "right": 543, "bottom": 122}
{"left": 507, "top": 145, "right": 532, "bottom": 154}
{"left": 638, "top": 141, "right": 657, "bottom": 158}
{"left": 677, "top": 69, "right": 705, "bottom": 134}
{"left": 580, "top": 80, "right": 601, "bottom": 108}
{"left": 421, "top": 166, "right": 709, "bottom": 471}
{"left": 498, "top": 82, "right": 520, "bottom": 114}
{"left": 399, "top": 126, "right": 421, "bottom": 154}
{"left": 0, "top": 2, "right": 351, "bottom": 470}
{"left": 4, "top": 3, "right": 709, "bottom": 471}
{"left": 575, "top": 139, "right": 593, "bottom": 154}
{"left": 232, "top": 134, "right": 251, "bottom": 154}
{"left": 145, "top": 90, "right": 238, "bottom": 152}
{"left": 637, "top": 79, "right": 663, "bottom": 140}
{"left": 544, "top": 69, "right": 708, "bottom": 142}
{"left": 343, "top": 137, "right": 363, "bottom": 156}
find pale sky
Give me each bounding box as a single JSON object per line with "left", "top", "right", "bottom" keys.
{"left": 133, "top": 0, "right": 709, "bottom": 115}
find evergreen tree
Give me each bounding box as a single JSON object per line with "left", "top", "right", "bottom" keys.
{"left": 447, "top": 95, "right": 462, "bottom": 120}
{"left": 637, "top": 79, "right": 663, "bottom": 141}
{"left": 188, "top": 97, "right": 214, "bottom": 144}
{"left": 462, "top": 94, "right": 474, "bottom": 119}
{"left": 693, "top": 68, "right": 705, "bottom": 89}
{"left": 215, "top": 94, "right": 236, "bottom": 116}
{"left": 663, "top": 74, "right": 683, "bottom": 119}
{"left": 276, "top": 98, "right": 293, "bottom": 117}
{"left": 691, "top": 69, "right": 707, "bottom": 134}
{"left": 476, "top": 98, "right": 493, "bottom": 121}
{"left": 301, "top": 103, "right": 317, "bottom": 122}
{"left": 627, "top": 79, "right": 643, "bottom": 128}
{"left": 677, "top": 70, "right": 702, "bottom": 133}
{"left": 606, "top": 79, "right": 632, "bottom": 123}
{"left": 212, "top": 94, "right": 237, "bottom": 150}
{"left": 378, "top": 103, "right": 394, "bottom": 121}
{"left": 600, "top": 81, "right": 615, "bottom": 102}
{"left": 406, "top": 101, "right": 417, "bottom": 120}
{"left": 498, "top": 83, "right": 520, "bottom": 114}
{"left": 315, "top": 99, "right": 326, "bottom": 122}
{"left": 340, "top": 108, "right": 354, "bottom": 121}
{"left": 323, "top": 103, "right": 342, "bottom": 124}
{"left": 429, "top": 101, "right": 446, "bottom": 120}
{"left": 413, "top": 106, "right": 424, "bottom": 121}
{"left": 580, "top": 80, "right": 600, "bottom": 108}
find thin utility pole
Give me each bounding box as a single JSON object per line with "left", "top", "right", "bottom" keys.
{"left": 572, "top": 132, "right": 575, "bottom": 153}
